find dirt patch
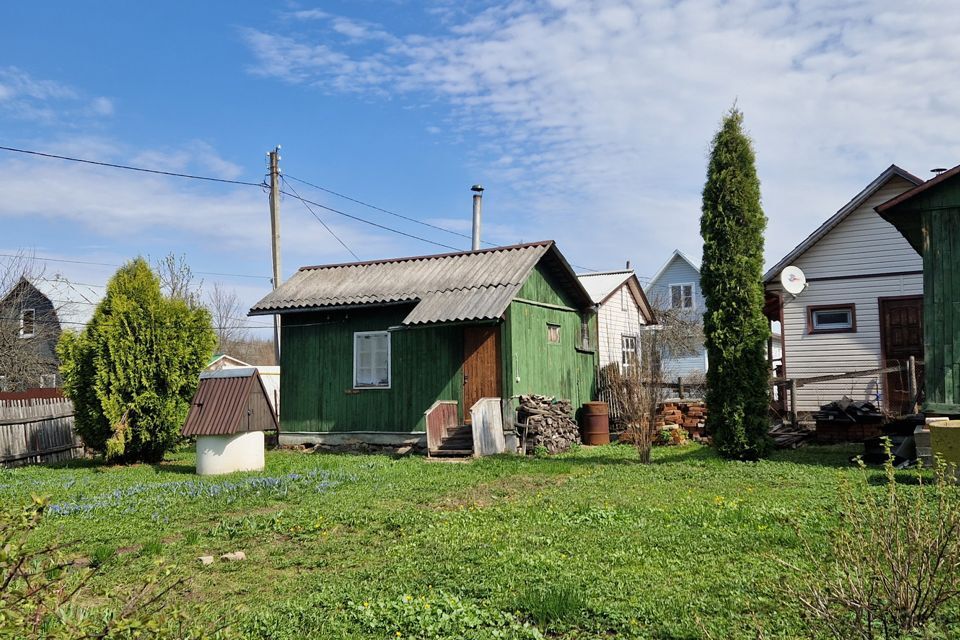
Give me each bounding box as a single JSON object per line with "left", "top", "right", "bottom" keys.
{"left": 429, "top": 474, "right": 571, "bottom": 511}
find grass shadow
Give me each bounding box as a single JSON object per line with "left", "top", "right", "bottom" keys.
{"left": 768, "top": 444, "right": 863, "bottom": 469}
{"left": 149, "top": 462, "right": 196, "bottom": 475}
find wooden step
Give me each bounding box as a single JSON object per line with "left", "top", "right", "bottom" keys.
{"left": 431, "top": 448, "right": 473, "bottom": 457}
{"left": 445, "top": 425, "right": 472, "bottom": 438}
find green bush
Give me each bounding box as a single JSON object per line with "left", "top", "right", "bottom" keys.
{"left": 786, "top": 444, "right": 960, "bottom": 639}
{"left": 700, "top": 108, "right": 771, "bottom": 460}
{"left": 58, "top": 257, "right": 216, "bottom": 463}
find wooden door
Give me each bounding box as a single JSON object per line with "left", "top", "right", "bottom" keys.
{"left": 463, "top": 326, "right": 501, "bottom": 424}
{"left": 880, "top": 296, "right": 924, "bottom": 414}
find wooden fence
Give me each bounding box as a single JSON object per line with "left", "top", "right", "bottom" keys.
{"left": 772, "top": 356, "right": 921, "bottom": 424}
{"left": 0, "top": 397, "right": 82, "bottom": 466}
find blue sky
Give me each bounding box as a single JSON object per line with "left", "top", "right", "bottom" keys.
{"left": 2, "top": 1, "right": 958, "bottom": 326}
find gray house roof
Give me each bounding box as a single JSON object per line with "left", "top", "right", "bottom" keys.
{"left": 763, "top": 164, "right": 923, "bottom": 284}
{"left": 250, "top": 241, "right": 594, "bottom": 326}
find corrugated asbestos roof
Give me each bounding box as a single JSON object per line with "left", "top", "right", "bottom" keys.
{"left": 249, "top": 241, "right": 593, "bottom": 326}
{"left": 181, "top": 367, "right": 278, "bottom": 437}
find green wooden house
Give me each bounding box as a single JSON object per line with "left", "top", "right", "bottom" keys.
{"left": 878, "top": 165, "right": 960, "bottom": 414}
{"left": 249, "top": 241, "right": 598, "bottom": 452}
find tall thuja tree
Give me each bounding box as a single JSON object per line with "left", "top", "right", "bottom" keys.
{"left": 700, "top": 108, "right": 771, "bottom": 459}
{"left": 58, "top": 258, "right": 216, "bottom": 462}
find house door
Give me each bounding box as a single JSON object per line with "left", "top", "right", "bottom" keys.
{"left": 879, "top": 296, "right": 924, "bottom": 414}
{"left": 463, "top": 326, "right": 501, "bottom": 424}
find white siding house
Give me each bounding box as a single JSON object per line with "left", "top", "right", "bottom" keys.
{"left": 644, "top": 250, "right": 708, "bottom": 380}
{"left": 576, "top": 271, "right": 655, "bottom": 370}
{"left": 764, "top": 165, "right": 924, "bottom": 415}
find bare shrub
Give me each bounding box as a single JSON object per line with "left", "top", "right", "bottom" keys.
{"left": 1, "top": 496, "right": 230, "bottom": 638}
{"left": 598, "top": 288, "right": 704, "bottom": 462}
{"left": 205, "top": 282, "right": 276, "bottom": 365}
{"left": 783, "top": 443, "right": 960, "bottom": 639}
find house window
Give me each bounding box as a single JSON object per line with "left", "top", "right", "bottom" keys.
{"left": 40, "top": 373, "right": 57, "bottom": 388}
{"left": 580, "top": 315, "right": 592, "bottom": 350}
{"left": 808, "top": 305, "right": 856, "bottom": 334}
{"left": 621, "top": 334, "right": 639, "bottom": 368}
{"left": 547, "top": 323, "right": 561, "bottom": 344}
{"left": 670, "top": 284, "right": 694, "bottom": 310}
{"left": 620, "top": 288, "right": 628, "bottom": 311}
{"left": 19, "top": 309, "right": 35, "bottom": 338}
{"left": 353, "top": 331, "right": 391, "bottom": 388}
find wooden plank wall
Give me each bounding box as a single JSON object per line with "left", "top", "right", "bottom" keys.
{"left": 0, "top": 397, "right": 82, "bottom": 466}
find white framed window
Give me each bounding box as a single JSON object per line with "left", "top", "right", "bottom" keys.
{"left": 353, "top": 331, "right": 391, "bottom": 388}
{"left": 40, "top": 373, "right": 57, "bottom": 388}
{"left": 670, "top": 284, "right": 694, "bottom": 310}
{"left": 620, "top": 287, "right": 628, "bottom": 311}
{"left": 621, "top": 334, "right": 639, "bottom": 368}
{"left": 808, "top": 305, "right": 856, "bottom": 334}
{"left": 19, "top": 308, "right": 35, "bottom": 338}
{"left": 547, "top": 323, "right": 561, "bottom": 344}
{"left": 0, "top": 375, "right": 7, "bottom": 392}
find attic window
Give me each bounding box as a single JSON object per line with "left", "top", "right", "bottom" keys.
{"left": 547, "top": 323, "right": 561, "bottom": 344}
{"left": 808, "top": 305, "right": 856, "bottom": 334}
{"left": 670, "top": 284, "right": 694, "bottom": 310}
{"left": 354, "top": 331, "right": 391, "bottom": 388}
{"left": 19, "top": 309, "right": 35, "bottom": 338}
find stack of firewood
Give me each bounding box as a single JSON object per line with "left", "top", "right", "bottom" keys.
{"left": 658, "top": 401, "right": 708, "bottom": 439}
{"left": 517, "top": 395, "right": 579, "bottom": 454}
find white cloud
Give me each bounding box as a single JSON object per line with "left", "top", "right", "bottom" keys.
{"left": 0, "top": 136, "right": 429, "bottom": 273}
{"left": 241, "top": 0, "right": 960, "bottom": 275}
{"left": 89, "top": 96, "right": 114, "bottom": 116}
{"left": 0, "top": 67, "right": 114, "bottom": 124}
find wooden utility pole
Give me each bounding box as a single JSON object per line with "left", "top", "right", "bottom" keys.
{"left": 268, "top": 147, "right": 282, "bottom": 364}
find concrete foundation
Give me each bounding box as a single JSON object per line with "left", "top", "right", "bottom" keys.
{"left": 279, "top": 431, "right": 426, "bottom": 453}
{"left": 196, "top": 431, "right": 265, "bottom": 475}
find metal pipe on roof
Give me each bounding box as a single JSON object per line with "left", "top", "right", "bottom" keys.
{"left": 471, "top": 184, "right": 484, "bottom": 251}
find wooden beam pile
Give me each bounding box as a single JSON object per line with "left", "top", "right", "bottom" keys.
{"left": 518, "top": 395, "right": 579, "bottom": 454}
{"left": 768, "top": 422, "right": 814, "bottom": 448}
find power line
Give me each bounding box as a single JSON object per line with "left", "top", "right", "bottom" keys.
{"left": 0, "top": 253, "right": 272, "bottom": 281}
{"left": 0, "top": 143, "right": 605, "bottom": 271}
{"left": 284, "top": 173, "right": 602, "bottom": 272}
{"left": 285, "top": 173, "right": 485, "bottom": 245}
{"left": 0, "top": 145, "right": 267, "bottom": 188}
{"left": 279, "top": 189, "right": 463, "bottom": 252}
{"left": 281, "top": 177, "right": 360, "bottom": 261}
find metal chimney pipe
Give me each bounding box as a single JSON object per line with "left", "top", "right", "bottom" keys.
{"left": 471, "top": 184, "right": 484, "bottom": 251}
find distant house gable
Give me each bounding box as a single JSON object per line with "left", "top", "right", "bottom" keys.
{"left": 642, "top": 249, "right": 708, "bottom": 379}
{"left": 644, "top": 249, "right": 703, "bottom": 311}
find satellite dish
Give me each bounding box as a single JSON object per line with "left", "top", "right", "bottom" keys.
{"left": 780, "top": 265, "right": 807, "bottom": 296}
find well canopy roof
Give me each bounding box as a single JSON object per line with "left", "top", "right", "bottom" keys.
{"left": 181, "top": 367, "right": 278, "bottom": 437}
{"left": 249, "top": 241, "right": 594, "bottom": 326}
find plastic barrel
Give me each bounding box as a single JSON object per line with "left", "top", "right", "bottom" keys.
{"left": 581, "top": 402, "right": 610, "bottom": 445}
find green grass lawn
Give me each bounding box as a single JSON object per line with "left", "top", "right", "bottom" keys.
{"left": 0, "top": 444, "right": 926, "bottom": 638}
